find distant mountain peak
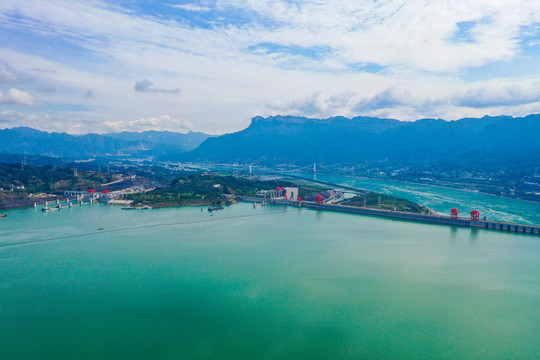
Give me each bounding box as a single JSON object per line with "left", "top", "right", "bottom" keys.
{"left": 181, "top": 113, "right": 540, "bottom": 165}
{"left": 0, "top": 127, "right": 214, "bottom": 158}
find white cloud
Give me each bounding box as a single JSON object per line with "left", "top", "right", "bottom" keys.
{"left": 0, "top": 110, "right": 24, "bottom": 125}
{"left": 353, "top": 88, "right": 417, "bottom": 112}
{"left": 0, "top": 61, "right": 21, "bottom": 83}
{"left": 2, "top": 0, "right": 539, "bottom": 73}
{"left": 134, "top": 79, "right": 180, "bottom": 94}
{"left": 269, "top": 81, "right": 540, "bottom": 121}
{"left": 217, "top": 0, "right": 540, "bottom": 71}
{"left": 0, "top": 88, "right": 35, "bottom": 105}
{"left": 450, "top": 83, "right": 540, "bottom": 108}
{"left": 0, "top": 112, "right": 65, "bottom": 131}
{"left": 103, "top": 115, "right": 194, "bottom": 133}
{"left": 170, "top": 4, "right": 212, "bottom": 12}
{"left": 1, "top": 0, "right": 540, "bottom": 133}
{"left": 267, "top": 91, "right": 357, "bottom": 117}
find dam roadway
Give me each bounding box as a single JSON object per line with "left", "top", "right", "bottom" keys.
{"left": 237, "top": 196, "right": 540, "bottom": 235}
{"left": 297, "top": 201, "right": 540, "bottom": 235}
{"left": 267, "top": 173, "right": 540, "bottom": 235}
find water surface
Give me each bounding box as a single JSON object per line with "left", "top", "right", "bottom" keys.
{"left": 291, "top": 173, "right": 540, "bottom": 224}
{"left": 1, "top": 200, "right": 539, "bottom": 359}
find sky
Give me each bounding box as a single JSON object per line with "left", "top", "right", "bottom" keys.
{"left": 1, "top": 0, "right": 540, "bottom": 134}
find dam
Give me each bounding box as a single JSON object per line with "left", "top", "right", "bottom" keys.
{"left": 237, "top": 196, "right": 540, "bottom": 235}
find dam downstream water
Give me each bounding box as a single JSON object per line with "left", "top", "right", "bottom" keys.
{"left": 1, "top": 177, "right": 540, "bottom": 359}
{"left": 285, "top": 172, "right": 540, "bottom": 225}
{"left": 256, "top": 174, "right": 540, "bottom": 235}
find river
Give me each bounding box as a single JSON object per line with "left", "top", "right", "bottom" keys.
{"left": 0, "top": 175, "right": 539, "bottom": 359}
{"left": 288, "top": 172, "right": 540, "bottom": 225}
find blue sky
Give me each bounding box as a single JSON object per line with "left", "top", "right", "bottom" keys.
{"left": 1, "top": 0, "right": 540, "bottom": 134}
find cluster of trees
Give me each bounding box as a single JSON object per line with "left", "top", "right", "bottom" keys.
{"left": 129, "top": 174, "right": 272, "bottom": 206}
{"left": 127, "top": 174, "right": 325, "bottom": 207}
{"left": 0, "top": 163, "right": 117, "bottom": 194}
{"left": 129, "top": 173, "right": 431, "bottom": 212}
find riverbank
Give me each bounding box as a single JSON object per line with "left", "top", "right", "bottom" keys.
{"left": 0, "top": 194, "right": 60, "bottom": 210}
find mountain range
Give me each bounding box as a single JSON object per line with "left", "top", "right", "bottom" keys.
{"left": 1, "top": 114, "right": 539, "bottom": 168}
{"left": 0, "top": 127, "right": 214, "bottom": 159}
{"left": 179, "top": 114, "right": 540, "bottom": 166}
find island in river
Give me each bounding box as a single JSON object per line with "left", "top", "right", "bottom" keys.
{"left": 126, "top": 174, "right": 431, "bottom": 214}
{"left": 0, "top": 161, "right": 429, "bottom": 214}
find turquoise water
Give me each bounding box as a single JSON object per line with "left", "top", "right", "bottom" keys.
{"left": 292, "top": 173, "right": 540, "bottom": 225}
{"left": 1, "top": 180, "right": 540, "bottom": 359}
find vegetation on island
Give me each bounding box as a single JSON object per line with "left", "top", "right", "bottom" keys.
{"left": 0, "top": 163, "right": 119, "bottom": 194}
{"left": 0, "top": 162, "right": 125, "bottom": 209}
{"left": 126, "top": 174, "right": 325, "bottom": 207}
{"left": 0, "top": 161, "right": 432, "bottom": 214}
{"left": 125, "top": 173, "right": 430, "bottom": 214}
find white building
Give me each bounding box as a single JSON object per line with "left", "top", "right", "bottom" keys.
{"left": 283, "top": 187, "right": 298, "bottom": 201}
{"left": 256, "top": 187, "right": 299, "bottom": 201}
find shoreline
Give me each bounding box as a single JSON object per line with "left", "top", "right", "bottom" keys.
{"left": 0, "top": 195, "right": 62, "bottom": 211}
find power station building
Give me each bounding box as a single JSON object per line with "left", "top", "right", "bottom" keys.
{"left": 256, "top": 187, "right": 299, "bottom": 201}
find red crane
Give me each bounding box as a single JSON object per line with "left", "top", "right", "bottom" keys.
{"left": 470, "top": 210, "right": 480, "bottom": 221}
{"left": 450, "top": 208, "right": 459, "bottom": 219}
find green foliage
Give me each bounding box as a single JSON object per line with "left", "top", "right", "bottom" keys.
{"left": 127, "top": 174, "right": 319, "bottom": 207}
{"left": 0, "top": 163, "right": 116, "bottom": 194}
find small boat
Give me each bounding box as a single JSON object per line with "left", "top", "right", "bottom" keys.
{"left": 41, "top": 207, "right": 50, "bottom": 212}
{"left": 0, "top": 214, "right": 7, "bottom": 218}
{"left": 98, "top": 227, "right": 104, "bottom": 231}
{"left": 208, "top": 205, "right": 224, "bottom": 212}
{"left": 122, "top": 205, "right": 152, "bottom": 210}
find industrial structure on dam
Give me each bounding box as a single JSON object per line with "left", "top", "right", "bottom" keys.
{"left": 241, "top": 185, "right": 540, "bottom": 236}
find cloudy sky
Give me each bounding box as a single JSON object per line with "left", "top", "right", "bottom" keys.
{"left": 1, "top": 0, "right": 540, "bottom": 134}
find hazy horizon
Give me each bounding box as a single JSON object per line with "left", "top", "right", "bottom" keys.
{"left": 0, "top": 112, "right": 537, "bottom": 136}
